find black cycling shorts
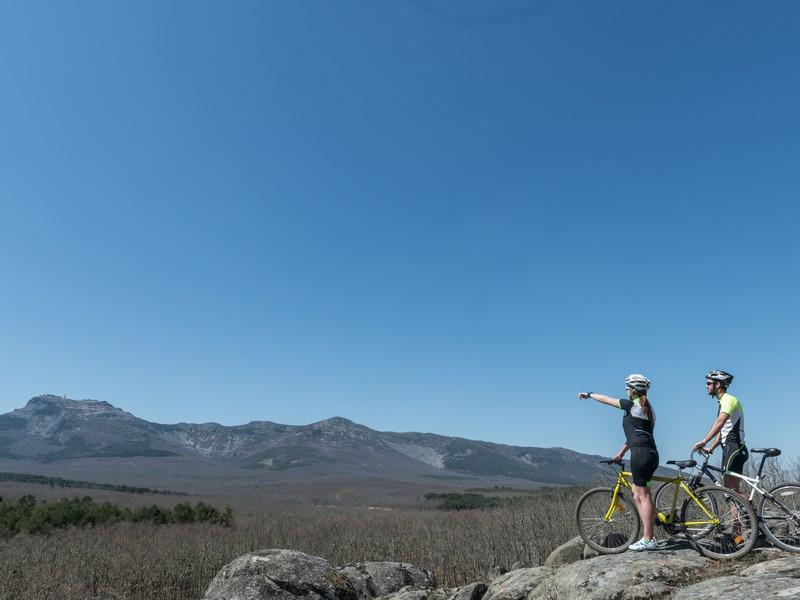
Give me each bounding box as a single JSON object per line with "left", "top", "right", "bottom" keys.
{"left": 630, "top": 447, "right": 659, "bottom": 487}
{"left": 722, "top": 443, "right": 748, "bottom": 475}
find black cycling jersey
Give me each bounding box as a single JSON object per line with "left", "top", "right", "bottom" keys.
{"left": 619, "top": 398, "right": 656, "bottom": 449}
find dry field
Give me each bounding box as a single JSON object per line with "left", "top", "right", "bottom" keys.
{"left": 2, "top": 457, "right": 796, "bottom": 600}
{"left": 0, "top": 487, "right": 582, "bottom": 600}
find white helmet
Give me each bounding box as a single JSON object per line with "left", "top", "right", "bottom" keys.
{"left": 625, "top": 374, "right": 651, "bottom": 393}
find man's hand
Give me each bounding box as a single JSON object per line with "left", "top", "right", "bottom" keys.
{"left": 692, "top": 441, "right": 708, "bottom": 452}
{"left": 578, "top": 392, "right": 590, "bottom": 399}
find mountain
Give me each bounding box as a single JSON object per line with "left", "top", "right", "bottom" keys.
{"left": 0, "top": 395, "right": 606, "bottom": 487}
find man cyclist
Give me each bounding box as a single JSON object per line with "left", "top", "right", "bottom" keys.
{"left": 692, "top": 370, "right": 747, "bottom": 492}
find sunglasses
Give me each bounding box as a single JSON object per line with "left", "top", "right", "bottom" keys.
{"left": 705, "top": 381, "right": 717, "bottom": 386}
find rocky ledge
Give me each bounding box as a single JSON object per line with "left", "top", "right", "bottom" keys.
{"left": 203, "top": 542, "right": 800, "bottom": 600}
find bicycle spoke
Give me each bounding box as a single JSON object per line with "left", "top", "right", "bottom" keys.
{"left": 576, "top": 488, "right": 640, "bottom": 554}
{"left": 681, "top": 486, "right": 757, "bottom": 559}
{"left": 759, "top": 483, "right": 800, "bottom": 552}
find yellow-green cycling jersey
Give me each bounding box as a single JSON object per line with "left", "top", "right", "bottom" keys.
{"left": 718, "top": 392, "right": 744, "bottom": 446}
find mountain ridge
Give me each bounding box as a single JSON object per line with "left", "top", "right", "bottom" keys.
{"left": 0, "top": 395, "right": 606, "bottom": 486}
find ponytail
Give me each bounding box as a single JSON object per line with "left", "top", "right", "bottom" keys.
{"left": 639, "top": 394, "right": 655, "bottom": 427}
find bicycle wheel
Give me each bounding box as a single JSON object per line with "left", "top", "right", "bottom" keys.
{"left": 681, "top": 485, "right": 757, "bottom": 560}
{"left": 576, "top": 487, "right": 640, "bottom": 554}
{"left": 759, "top": 482, "right": 800, "bottom": 552}
{"left": 653, "top": 481, "right": 689, "bottom": 537}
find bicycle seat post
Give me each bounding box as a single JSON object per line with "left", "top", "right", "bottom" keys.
{"left": 751, "top": 447, "right": 782, "bottom": 479}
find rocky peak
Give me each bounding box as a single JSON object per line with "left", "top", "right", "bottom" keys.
{"left": 310, "top": 416, "right": 359, "bottom": 430}
{"left": 22, "top": 395, "right": 119, "bottom": 414}
{"left": 9, "top": 395, "right": 134, "bottom": 438}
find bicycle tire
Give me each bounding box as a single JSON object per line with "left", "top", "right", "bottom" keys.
{"left": 758, "top": 482, "right": 800, "bottom": 552}
{"left": 680, "top": 485, "right": 757, "bottom": 560}
{"left": 576, "top": 487, "right": 640, "bottom": 554}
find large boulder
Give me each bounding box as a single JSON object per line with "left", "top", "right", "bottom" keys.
{"left": 447, "top": 582, "right": 487, "bottom": 600}
{"left": 545, "top": 537, "right": 585, "bottom": 567}
{"left": 531, "top": 548, "right": 709, "bottom": 600}
{"left": 739, "top": 555, "right": 800, "bottom": 578}
{"left": 671, "top": 574, "right": 800, "bottom": 600}
{"left": 481, "top": 567, "right": 554, "bottom": 600}
{"left": 671, "top": 556, "right": 800, "bottom": 600}
{"left": 203, "top": 549, "right": 358, "bottom": 600}
{"left": 339, "top": 562, "right": 436, "bottom": 598}
{"left": 375, "top": 589, "right": 450, "bottom": 600}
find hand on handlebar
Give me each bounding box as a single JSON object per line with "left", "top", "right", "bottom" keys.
{"left": 692, "top": 444, "right": 712, "bottom": 456}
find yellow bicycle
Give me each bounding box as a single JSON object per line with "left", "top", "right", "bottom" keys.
{"left": 576, "top": 458, "right": 758, "bottom": 559}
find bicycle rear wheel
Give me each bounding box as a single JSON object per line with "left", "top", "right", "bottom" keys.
{"left": 681, "top": 485, "right": 757, "bottom": 560}
{"left": 759, "top": 483, "right": 800, "bottom": 552}
{"left": 576, "top": 487, "right": 640, "bottom": 554}
{"left": 653, "top": 481, "right": 690, "bottom": 537}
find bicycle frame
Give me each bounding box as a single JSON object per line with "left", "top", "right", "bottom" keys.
{"left": 690, "top": 449, "right": 798, "bottom": 519}
{"left": 607, "top": 467, "right": 718, "bottom": 528}
{"left": 689, "top": 449, "right": 766, "bottom": 499}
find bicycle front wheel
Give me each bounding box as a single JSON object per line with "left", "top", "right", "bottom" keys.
{"left": 576, "top": 487, "right": 640, "bottom": 554}
{"left": 759, "top": 482, "right": 800, "bottom": 552}
{"left": 681, "top": 485, "right": 757, "bottom": 560}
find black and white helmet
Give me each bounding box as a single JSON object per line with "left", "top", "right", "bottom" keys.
{"left": 625, "top": 374, "right": 651, "bottom": 393}
{"left": 706, "top": 370, "right": 734, "bottom": 386}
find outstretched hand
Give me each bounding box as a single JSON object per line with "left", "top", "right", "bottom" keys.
{"left": 577, "top": 392, "right": 590, "bottom": 399}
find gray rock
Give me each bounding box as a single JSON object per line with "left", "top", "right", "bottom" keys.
{"left": 481, "top": 567, "right": 554, "bottom": 600}
{"left": 376, "top": 590, "right": 450, "bottom": 600}
{"left": 203, "top": 549, "right": 358, "bottom": 600}
{"left": 532, "top": 548, "right": 709, "bottom": 600}
{"left": 740, "top": 556, "right": 800, "bottom": 578}
{"left": 340, "top": 566, "right": 379, "bottom": 600}
{"left": 751, "top": 546, "right": 788, "bottom": 560}
{"left": 582, "top": 545, "right": 600, "bottom": 560}
{"left": 672, "top": 575, "right": 800, "bottom": 599}
{"left": 620, "top": 581, "right": 673, "bottom": 599}
{"left": 344, "top": 562, "right": 436, "bottom": 598}
{"left": 545, "top": 537, "right": 585, "bottom": 568}
{"left": 490, "top": 567, "right": 509, "bottom": 578}
{"left": 448, "top": 582, "right": 488, "bottom": 600}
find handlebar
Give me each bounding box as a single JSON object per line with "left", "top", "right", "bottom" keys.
{"left": 690, "top": 447, "right": 713, "bottom": 464}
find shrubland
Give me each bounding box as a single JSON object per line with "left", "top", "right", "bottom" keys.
{"left": 0, "top": 486, "right": 582, "bottom": 600}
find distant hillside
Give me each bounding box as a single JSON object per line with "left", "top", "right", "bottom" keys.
{"left": 0, "top": 472, "right": 188, "bottom": 495}
{"left": 0, "top": 395, "right": 607, "bottom": 486}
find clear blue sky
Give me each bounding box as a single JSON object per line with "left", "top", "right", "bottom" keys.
{"left": 1, "top": 1, "right": 798, "bottom": 465}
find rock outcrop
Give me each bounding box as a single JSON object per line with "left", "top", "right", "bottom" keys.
{"left": 339, "top": 562, "right": 436, "bottom": 599}
{"left": 203, "top": 549, "right": 358, "bottom": 600}
{"left": 204, "top": 545, "right": 800, "bottom": 600}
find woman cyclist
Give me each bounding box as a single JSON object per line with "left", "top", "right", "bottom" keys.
{"left": 578, "top": 374, "right": 659, "bottom": 551}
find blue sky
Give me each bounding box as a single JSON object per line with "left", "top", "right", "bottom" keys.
{"left": 1, "top": 1, "right": 798, "bottom": 465}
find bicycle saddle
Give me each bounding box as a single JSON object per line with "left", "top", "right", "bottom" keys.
{"left": 667, "top": 460, "right": 697, "bottom": 469}
{"left": 751, "top": 447, "right": 781, "bottom": 457}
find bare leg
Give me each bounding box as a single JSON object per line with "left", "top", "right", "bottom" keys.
{"left": 724, "top": 474, "right": 743, "bottom": 539}
{"left": 724, "top": 474, "right": 741, "bottom": 493}
{"left": 632, "top": 484, "right": 655, "bottom": 539}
